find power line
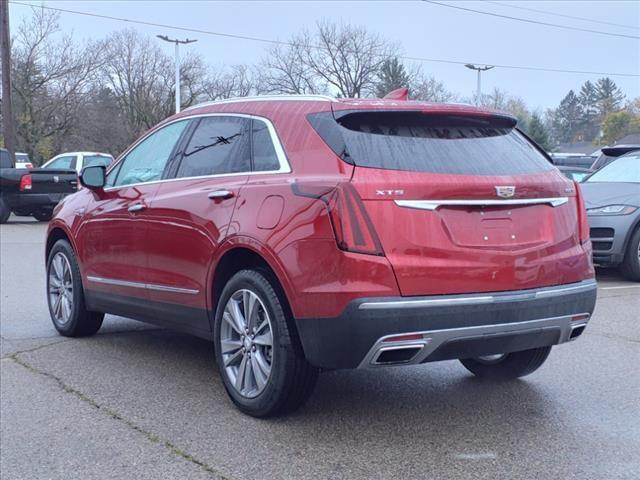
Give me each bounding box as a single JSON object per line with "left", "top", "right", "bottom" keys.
{"left": 8, "top": 0, "right": 640, "bottom": 78}
{"left": 422, "top": 0, "right": 640, "bottom": 40}
{"left": 485, "top": 0, "right": 639, "bottom": 31}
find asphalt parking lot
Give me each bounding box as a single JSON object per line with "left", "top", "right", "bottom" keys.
{"left": 1, "top": 216, "right": 639, "bottom": 480}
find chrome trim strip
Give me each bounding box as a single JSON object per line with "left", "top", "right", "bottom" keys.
{"left": 359, "top": 313, "right": 591, "bottom": 368}
{"left": 103, "top": 113, "right": 291, "bottom": 192}
{"left": 183, "top": 94, "right": 335, "bottom": 111}
{"left": 395, "top": 197, "right": 569, "bottom": 210}
{"left": 358, "top": 279, "right": 597, "bottom": 310}
{"left": 87, "top": 276, "right": 199, "bottom": 295}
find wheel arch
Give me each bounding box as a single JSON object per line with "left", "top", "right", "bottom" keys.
{"left": 209, "top": 238, "right": 305, "bottom": 357}
{"left": 46, "top": 226, "right": 72, "bottom": 262}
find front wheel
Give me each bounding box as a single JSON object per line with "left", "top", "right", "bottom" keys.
{"left": 620, "top": 227, "right": 640, "bottom": 282}
{"left": 459, "top": 346, "right": 552, "bottom": 379}
{"left": 214, "top": 269, "right": 318, "bottom": 417}
{"left": 47, "top": 239, "right": 104, "bottom": 337}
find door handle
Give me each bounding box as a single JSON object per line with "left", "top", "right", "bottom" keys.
{"left": 208, "top": 190, "right": 234, "bottom": 200}
{"left": 128, "top": 203, "right": 146, "bottom": 213}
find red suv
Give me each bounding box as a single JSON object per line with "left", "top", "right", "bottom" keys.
{"left": 46, "top": 95, "right": 597, "bottom": 417}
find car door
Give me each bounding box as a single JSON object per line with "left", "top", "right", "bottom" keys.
{"left": 144, "top": 115, "right": 252, "bottom": 336}
{"left": 77, "top": 120, "right": 190, "bottom": 311}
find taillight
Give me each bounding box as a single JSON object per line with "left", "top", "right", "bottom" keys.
{"left": 292, "top": 181, "right": 384, "bottom": 256}
{"left": 574, "top": 181, "right": 590, "bottom": 244}
{"left": 19, "top": 174, "right": 33, "bottom": 191}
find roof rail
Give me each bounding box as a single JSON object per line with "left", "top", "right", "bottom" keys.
{"left": 184, "top": 94, "right": 336, "bottom": 111}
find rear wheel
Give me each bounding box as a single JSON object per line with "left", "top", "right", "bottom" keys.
{"left": 33, "top": 210, "right": 53, "bottom": 222}
{"left": 47, "top": 240, "right": 104, "bottom": 336}
{"left": 620, "top": 227, "right": 640, "bottom": 282}
{"left": 214, "top": 269, "right": 318, "bottom": 417}
{"left": 459, "top": 346, "right": 552, "bottom": 379}
{"left": 0, "top": 198, "right": 10, "bottom": 224}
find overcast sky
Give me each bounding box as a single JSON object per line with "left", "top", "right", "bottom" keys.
{"left": 9, "top": 0, "right": 640, "bottom": 110}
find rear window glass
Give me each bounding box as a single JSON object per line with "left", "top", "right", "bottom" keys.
{"left": 308, "top": 111, "right": 554, "bottom": 176}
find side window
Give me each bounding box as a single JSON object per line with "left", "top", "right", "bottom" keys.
{"left": 111, "top": 120, "right": 188, "bottom": 187}
{"left": 83, "top": 155, "right": 112, "bottom": 168}
{"left": 46, "top": 156, "right": 75, "bottom": 169}
{"left": 176, "top": 116, "right": 250, "bottom": 178}
{"left": 252, "top": 119, "right": 281, "bottom": 171}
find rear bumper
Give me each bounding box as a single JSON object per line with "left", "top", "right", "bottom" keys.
{"left": 296, "top": 279, "right": 597, "bottom": 369}
{"left": 6, "top": 192, "right": 69, "bottom": 211}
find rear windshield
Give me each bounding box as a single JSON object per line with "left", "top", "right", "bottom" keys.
{"left": 308, "top": 111, "right": 554, "bottom": 176}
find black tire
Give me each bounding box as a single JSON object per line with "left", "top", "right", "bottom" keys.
{"left": 459, "top": 346, "right": 552, "bottom": 379}
{"left": 46, "top": 239, "right": 104, "bottom": 337}
{"left": 620, "top": 227, "right": 640, "bottom": 282}
{"left": 214, "top": 269, "right": 318, "bottom": 417}
{"left": 0, "top": 197, "right": 10, "bottom": 224}
{"left": 33, "top": 210, "right": 53, "bottom": 222}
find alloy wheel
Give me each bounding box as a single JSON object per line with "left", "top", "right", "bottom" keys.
{"left": 48, "top": 252, "right": 74, "bottom": 325}
{"left": 220, "top": 289, "right": 274, "bottom": 398}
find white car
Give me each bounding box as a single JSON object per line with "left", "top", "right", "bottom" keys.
{"left": 42, "top": 152, "right": 114, "bottom": 172}
{"left": 15, "top": 152, "right": 33, "bottom": 169}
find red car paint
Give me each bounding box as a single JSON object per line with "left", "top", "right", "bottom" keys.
{"left": 47, "top": 97, "right": 594, "bottom": 324}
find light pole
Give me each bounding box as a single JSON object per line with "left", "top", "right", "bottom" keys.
{"left": 157, "top": 35, "right": 197, "bottom": 114}
{"left": 464, "top": 64, "right": 494, "bottom": 106}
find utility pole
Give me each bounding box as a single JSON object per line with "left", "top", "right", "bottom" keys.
{"left": 1, "top": 0, "right": 16, "bottom": 163}
{"left": 156, "top": 35, "right": 197, "bottom": 114}
{"left": 464, "top": 64, "right": 494, "bottom": 106}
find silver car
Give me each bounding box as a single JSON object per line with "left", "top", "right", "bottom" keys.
{"left": 581, "top": 151, "right": 640, "bottom": 280}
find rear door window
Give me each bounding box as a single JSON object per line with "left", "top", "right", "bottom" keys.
{"left": 308, "top": 111, "right": 554, "bottom": 176}
{"left": 177, "top": 116, "right": 251, "bottom": 178}
{"left": 0, "top": 150, "right": 11, "bottom": 168}
{"left": 83, "top": 155, "right": 113, "bottom": 168}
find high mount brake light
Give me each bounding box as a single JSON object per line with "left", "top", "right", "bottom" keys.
{"left": 292, "top": 182, "right": 384, "bottom": 256}
{"left": 574, "top": 181, "right": 590, "bottom": 245}
{"left": 19, "top": 174, "right": 33, "bottom": 191}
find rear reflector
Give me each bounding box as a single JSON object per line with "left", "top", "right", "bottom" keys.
{"left": 571, "top": 314, "right": 590, "bottom": 323}
{"left": 292, "top": 181, "right": 384, "bottom": 256}
{"left": 19, "top": 174, "right": 32, "bottom": 191}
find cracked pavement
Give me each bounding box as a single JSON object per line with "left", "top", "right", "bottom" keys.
{"left": 1, "top": 217, "right": 639, "bottom": 479}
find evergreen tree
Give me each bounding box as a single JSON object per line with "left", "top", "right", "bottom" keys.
{"left": 552, "top": 90, "right": 583, "bottom": 143}
{"left": 595, "top": 77, "right": 625, "bottom": 118}
{"left": 526, "top": 113, "right": 552, "bottom": 151}
{"left": 578, "top": 80, "right": 599, "bottom": 140}
{"left": 375, "top": 57, "right": 411, "bottom": 98}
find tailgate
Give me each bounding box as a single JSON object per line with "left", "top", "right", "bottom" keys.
{"left": 29, "top": 169, "right": 78, "bottom": 195}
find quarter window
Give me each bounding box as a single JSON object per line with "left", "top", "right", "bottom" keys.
{"left": 252, "top": 120, "right": 280, "bottom": 171}
{"left": 177, "top": 116, "right": 251, "bottom": 178}
{"left": 110, "top": 120, "right": 188, "bottom": 187}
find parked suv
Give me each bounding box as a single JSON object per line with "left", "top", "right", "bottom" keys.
{"left": 45, "top": 96, "right": 597, "bottom": 417}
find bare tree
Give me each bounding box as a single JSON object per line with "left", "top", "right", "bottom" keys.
{"left": 258, "top": 42, "right": 323, "bottom": 95}
{"left": 260, "top": 21, "right": 393, "bottom": 98}
{"left": 10, "top": 7, "right": 102, "bottom": 163}
{"left": 102, "top": 29, "right": 207, "bottom": 139}
{"left": 411, "top": 73, "right": 456, "bottom": 103}
{"left": 203, "top": 64, "right": 255, "bottom": 100}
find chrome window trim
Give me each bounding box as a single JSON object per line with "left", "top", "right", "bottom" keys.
{"left": 183, "top": 94, "right": 335, "bottom": 112}
{"left": 395, "top": 197, "right": 569, "bottom": 211}
{"left": 358, "top": 279, "right": 597, "bottom": 310}
{"left": 104, "top": 113, "right": 291, "bottom": 192}
{"left": 87, "top": 276, "right": 199, "bottom": 295}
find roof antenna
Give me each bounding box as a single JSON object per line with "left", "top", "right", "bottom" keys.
{"left": 383, "top": 87, "right": 409, "bottom": 101}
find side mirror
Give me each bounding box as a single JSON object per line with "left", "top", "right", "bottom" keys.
{"left": 79, "top": 165, "right": 106, "bottom": 190}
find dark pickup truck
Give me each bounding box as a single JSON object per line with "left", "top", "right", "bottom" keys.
{"left": 1, "top": 148, "right": 78, "bottom": 223}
